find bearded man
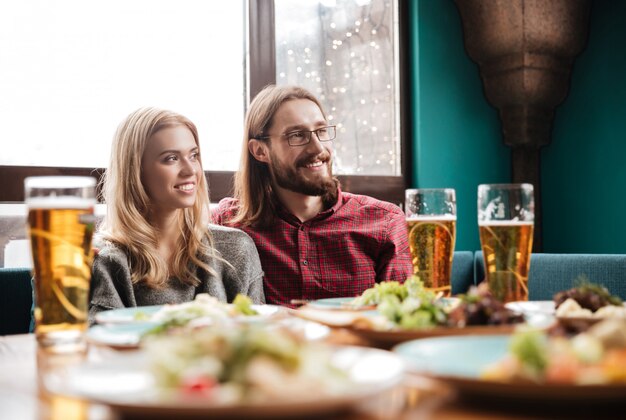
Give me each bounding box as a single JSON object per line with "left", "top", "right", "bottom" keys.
{"left": 213, "top": 85, "right": 412, "bottom": 306}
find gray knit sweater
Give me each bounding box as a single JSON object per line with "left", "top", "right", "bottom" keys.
{"left": 89, "top": 225, "right": 265, "bottom": 323}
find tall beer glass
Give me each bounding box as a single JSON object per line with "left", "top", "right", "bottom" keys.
{"left": 25, "top": 176, "right": 96, "bottom": 353}
{"left": 405, "top": 188, "right": 456, "bottom": 296}
{"left": 477, "top": 183, "right": 534, "bottom": 303}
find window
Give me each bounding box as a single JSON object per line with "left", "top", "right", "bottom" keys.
{"left": 274, "top": 0, "right": 401, "bottom": 176}
{"left": 0, "top": 0, "right": 245, "bottom": 171}
{"left": 0, "top": 0, "right": 408, "bottom": 204}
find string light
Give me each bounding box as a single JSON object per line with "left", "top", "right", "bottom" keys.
{"left": 319, "top": 0, "right": 337, "bottom": 7}
{"left": 275, "top": 0, "right": 398, "bottom": 176}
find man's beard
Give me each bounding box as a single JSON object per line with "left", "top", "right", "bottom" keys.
{"left": 269, "top": 150, "right": 337, "bottom": 197}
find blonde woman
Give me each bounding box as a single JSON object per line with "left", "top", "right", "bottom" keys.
{"left": 89, "top": 108, "right": 264, "bottom": 321}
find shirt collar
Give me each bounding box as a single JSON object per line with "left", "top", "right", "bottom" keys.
{"left": 321, "top": 186, "right": 343, "bottom": 215}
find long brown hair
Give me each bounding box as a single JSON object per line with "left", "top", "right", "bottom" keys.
{"left": 100, "top": 107, "right": 219, "bottom": 287}
{"left": 230, "top": 85, "right": 329, "bottom": 228}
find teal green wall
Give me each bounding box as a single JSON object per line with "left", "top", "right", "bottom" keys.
{"left": 410, "top": 0, "right": 626, "bottom": 253}
{"left": 543, "top": 0, "right": 626, "bottom": 253}
{"left": 409, "top": 0, "right": 509, "bottom": 252}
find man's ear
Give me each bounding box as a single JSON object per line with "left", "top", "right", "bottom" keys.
{"left": 248, "top": 139, "right": 270, "bottom": 163}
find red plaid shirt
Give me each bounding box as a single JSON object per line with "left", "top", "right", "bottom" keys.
{"left": 212, "top": 190, "right": 412, "bottom": 306}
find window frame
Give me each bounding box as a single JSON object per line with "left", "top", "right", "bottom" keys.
{"left": 0, "top": 0, "right": 411, "bottom": 206}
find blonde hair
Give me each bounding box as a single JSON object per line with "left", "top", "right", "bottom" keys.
{"left": 100, "top": 107, "right": 219, "bottom": 287}
{"left": 231, "top": 85, "right": 328, "bottom": 228}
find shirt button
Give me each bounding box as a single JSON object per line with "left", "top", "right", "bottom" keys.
{"left": 303, "top": 260, "right": 308, "bottom": 266}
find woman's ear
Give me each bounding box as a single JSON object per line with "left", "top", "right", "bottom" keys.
{"left": 248, "top": 139, "right": 270, "bottom": 163}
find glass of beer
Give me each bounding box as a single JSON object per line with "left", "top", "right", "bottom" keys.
{"left": 477, "top": 183, "right": 534, "bottom": 303}
{"left": 25, "top": 176, "right": 96, "bottom": 353}
{"left": 405, "top": 188, "right": 456, "bottom": 296}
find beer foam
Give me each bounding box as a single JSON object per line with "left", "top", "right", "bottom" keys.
{"left": 478, "top": 220, "right": 534, "bottom": 226}
{"left": 406, "top": 214, "right": 456, "bottom": 221}
{"left": 26, "top": 196, "right": 96, "bottom": 209}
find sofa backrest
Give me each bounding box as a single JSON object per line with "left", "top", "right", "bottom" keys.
{"left": 475, "top": 251, "right": 626, "bottom": 300}
{"left": 451, "top": 251, "right": 475, "bottom": 295}
{"left": 0, "top": 267, "right": 32, "bottom": 335}
{"left": 3, "top": 252, "right": 625, "bottom": 335}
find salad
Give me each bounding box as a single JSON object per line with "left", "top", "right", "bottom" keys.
{"left": 482, "top": 319, "right": 626, "bottom": 385}
{"left": 352, "top": 277, "right": 523, "bottom": 330}
{"left": 145, "top": 326, "right": 349, "bottom": 402}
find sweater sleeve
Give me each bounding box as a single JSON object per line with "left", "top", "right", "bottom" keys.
{"left": 209, "top": 225, "right": 265, "bottom": 304}
{"left": 244, "top": 253, "right": 266, "bottom": 304}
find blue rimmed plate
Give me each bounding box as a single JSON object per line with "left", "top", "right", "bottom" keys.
{"left": 306, "top": 296, "right": 459, "bottom": 312}
{"left": 87, "top": 323, "right": 159, "bottom": 349}
{"left": 95, "top": 305, "right": 163, "bottom": 325}
{"left": 394, "top": 335, "right": 626, "bottom": 401}
{"left": 95, "top": 304, "right": 283, "bottom": 325}
{"left": 88, "top": 317, "right": 331, "bottom": 349}
{"left": 306, "top": 297, "right": 370, "bottom": 310}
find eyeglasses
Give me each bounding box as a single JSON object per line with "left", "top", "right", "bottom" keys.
{"left": 257, "top": 125, "right": 336, "bottom": 147}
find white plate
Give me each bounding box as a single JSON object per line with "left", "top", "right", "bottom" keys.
{"left": 44, "top": 345, "right": 404, "bottom": 418}
{"left": 95, "top": 304, "right": 282, "bottom": 325}
{"left": 505, "top": 300, "right": 555, "bottom": 315}
{"left": 87, "top": 318, "right": 331, "bottom": 349}
{"left": 504, "top": 301, "right": 556, "bottom": 329}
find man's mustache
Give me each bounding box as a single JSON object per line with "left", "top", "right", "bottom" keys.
{"left": 295, "top": 151, "right": 331, "bottom": 167}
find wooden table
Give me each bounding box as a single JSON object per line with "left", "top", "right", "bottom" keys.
{"left": 1, "top": 332, "right": 625, "bottom": 419}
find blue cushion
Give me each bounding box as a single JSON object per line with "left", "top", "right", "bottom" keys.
{"left": 0, "top": 267, "right": 33, "bottom": 335}
{"left": 475, "top": 252, "right": 626, "bottom": 301}
{"left": 451, "top": 251, "right": 475, "bottom": 294}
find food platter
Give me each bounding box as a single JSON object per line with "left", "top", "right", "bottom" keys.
{"left": 347, "top": 324, "right": 516, "bottom": 348}
{"left": 394, "top": 335, "right": 626, "bottom": 402}
{"left": 504, "top": 300, "right": 626, "bottom": 330}
{"left": 45, "top": 346, "right": 405, "bottom": 418}
{"left": 293, "top": 307, "right": 517, "bottom": 347}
